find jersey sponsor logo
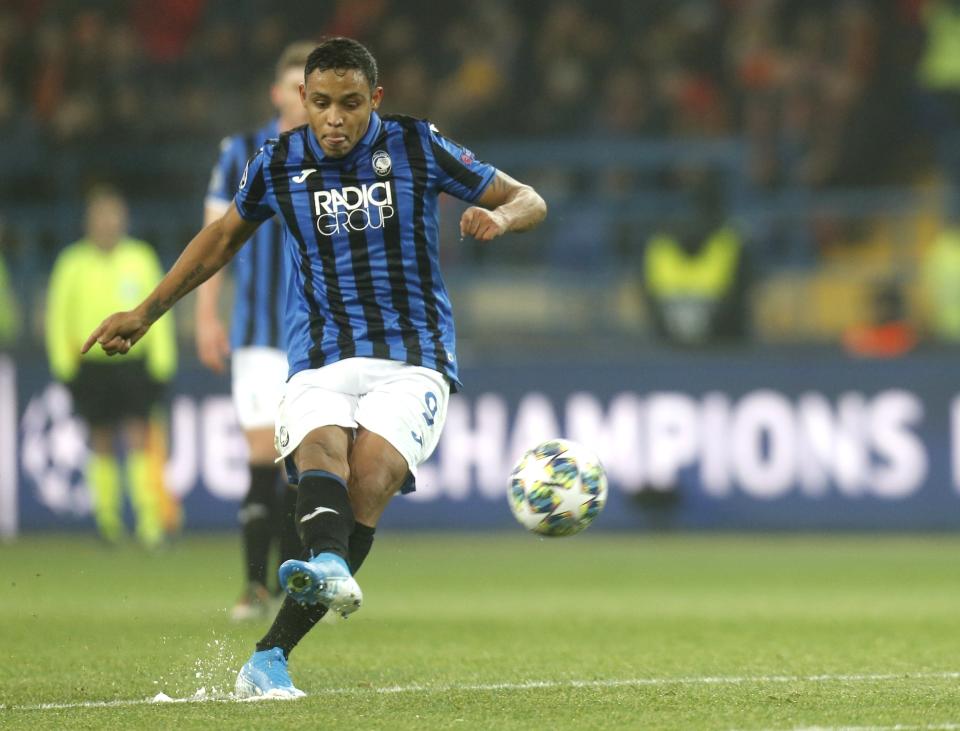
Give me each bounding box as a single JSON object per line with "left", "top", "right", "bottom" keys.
{"left": 372, "top": 150, "right": 392, "bottom": 177}
{"left": 292, "top": 168, "right": 318, "bottom": 183}
{"left": 313, "top": 181, "right": 395, "bottom": 236}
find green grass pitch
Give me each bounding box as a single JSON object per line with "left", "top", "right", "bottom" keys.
{"left": 1, "top": 533, "right": 959, "bottom": 730}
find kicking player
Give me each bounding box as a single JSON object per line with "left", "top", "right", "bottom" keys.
{"left": 196, "top": 41, "right": 313, "bottom": 621}
{"left": 82, "top": 37, "right": 547, "bottom": 698}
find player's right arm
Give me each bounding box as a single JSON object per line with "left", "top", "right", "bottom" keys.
{"left": 81, "top": 206, "right": 262, "bottom": 357}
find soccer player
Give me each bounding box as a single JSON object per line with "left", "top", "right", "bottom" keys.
{"left": 49, "top": 186, "right": 178, "bottom": 548}
{"left": 196, "top": 41, "right": 313, "bottom": 621}
{"left": 0, "top": 248, "right": 20, "bottom": 349}
{"left": 82, "top": 37, "right": 546, "bottom": 697}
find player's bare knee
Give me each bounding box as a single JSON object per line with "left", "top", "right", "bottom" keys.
{"left": 294, "top": 429, "right": 350, "bottom": 481}
{"left": 296, "top": 443, "right": 349, "bottom": 481}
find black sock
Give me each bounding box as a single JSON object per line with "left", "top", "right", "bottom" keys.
{"left": 240, "top": 465, "right": 277, "bottom": 587}
{"left": 348, "top": 523, "right": 376, "bottom": 574}
{"left": 256, "top": 596, "right": 327, "bottom": 656}
{"left": 277, "top": 482, "right": 302, "bottom": 566}
{"left": 256, "top": 522, "right": 377, "bottom": 656}
{"left": 295, "top": 470, "right": 354, "bottom": 559}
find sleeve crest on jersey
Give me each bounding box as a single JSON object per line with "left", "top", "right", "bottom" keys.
{"left": 424, "top": 120, "right": 496, "bottom": 202}
{"left": 240, "top": 140, "right": 279, "bottom": 194}
{"left": 233, "top": 144, "right": 275, "bottom": 222}
{"left": 427, "top": 120, "right": 477, "bottom": 164}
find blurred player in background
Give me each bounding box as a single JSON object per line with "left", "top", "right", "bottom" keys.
{"left": 83, "top": 37, "right": 546, "bottom": 697}
{"left": 0, "top": 249, "right": 20, "bottom": 350}
{"left": 196, "top": 42, "right": 313, "bottom": 621}
{"left": 48, "top": 186, "right": 178, "bottom": 548}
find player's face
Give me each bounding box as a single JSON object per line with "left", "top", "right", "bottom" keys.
{"left": 272, "top": 67, "right": 308, "bottom": 128}
{"left": 300, "top": 67, "right": 383, "bottom": 158}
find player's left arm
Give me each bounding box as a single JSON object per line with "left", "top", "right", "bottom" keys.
{"left": 460, "top": 171, "right": 547, "bottom": 242}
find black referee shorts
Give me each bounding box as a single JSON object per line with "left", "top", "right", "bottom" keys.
{"left": 67, "top": 359, "right": 165, "bottom": 427}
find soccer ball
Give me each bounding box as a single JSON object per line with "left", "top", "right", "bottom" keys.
{"left": 508, "top": 438, "right": 608, "bottom": 536}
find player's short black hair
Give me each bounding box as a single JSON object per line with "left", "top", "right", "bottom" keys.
{"left": 304, "top": 37, "right": 378, "bottom": 90}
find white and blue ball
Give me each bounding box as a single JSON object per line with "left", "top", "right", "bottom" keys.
{"left": 508, "top": 438, "right": 607, "bottom": 536}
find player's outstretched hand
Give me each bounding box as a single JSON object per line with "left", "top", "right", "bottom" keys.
{"left": 196, "top": 313, "right": 230, "bottom": 373}
{"left": 460, "top": 207, "right": 507, "bottom": 242}
{"left": 81, "top": 310, "right": 150, "bottom": 356}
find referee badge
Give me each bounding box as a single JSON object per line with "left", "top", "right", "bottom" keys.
{"left": 372, "top": 150, "right": 392, "bottom": 177}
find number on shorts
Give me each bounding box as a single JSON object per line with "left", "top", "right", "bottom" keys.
{"left": 411, "top": 391, "right": 439, "bottom": 447}
{"left": 421, "top": 391, "right": 438, "bottom": 426}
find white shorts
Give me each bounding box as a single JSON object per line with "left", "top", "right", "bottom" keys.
{"left": 274, "top": 357, "right": 450, "bottom": 492}
{"left": 231, "top": 346, "right": 288, "bottom": 430}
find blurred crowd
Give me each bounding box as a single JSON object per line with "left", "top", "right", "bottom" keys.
{"left": 0, "top": 0, "right": 954, "bottom": 188}
{"left": 4, "top": 0, "right": 960, "bottom": 354}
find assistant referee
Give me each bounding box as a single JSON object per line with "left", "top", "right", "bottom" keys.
{"left": 46, "top": 186, "right": 177, "bottom": 546}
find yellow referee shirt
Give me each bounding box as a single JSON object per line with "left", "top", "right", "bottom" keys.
{"left": 45, "top": 237, "right": 177, "bottom": 383}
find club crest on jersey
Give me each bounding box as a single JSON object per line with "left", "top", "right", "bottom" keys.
{"left": 460, "top": 148, "right": 475, "bottom": 165}
{"left": 372, "top": 150, "right": 392, "bottom": 177}
{"left": 313, "top": 181, "right": 395, "bottom": 236}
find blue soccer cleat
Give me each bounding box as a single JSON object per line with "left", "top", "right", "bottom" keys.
{"left": 235, "top": 647, "right": 305, "bottom": 699}
{"left": 278, "top": 552, "right": 363, "bottom": 617}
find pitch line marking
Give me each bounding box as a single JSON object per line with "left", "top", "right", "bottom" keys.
{"left": 751, "top": 725, "right": 960, "bottom": 731}
{"left": 2, "top": 670, "right": 959, "bottom": 712}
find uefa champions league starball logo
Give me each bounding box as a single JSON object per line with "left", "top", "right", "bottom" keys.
{"left": 20, "top": 383, "right": 91, "bottom": 516}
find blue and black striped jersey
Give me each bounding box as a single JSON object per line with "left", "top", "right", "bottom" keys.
{"left": 206, "top": 119, "right": 287, "bottom": 351}
{"left": 233, "top": 112, "right": 496, "bottom": 389}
